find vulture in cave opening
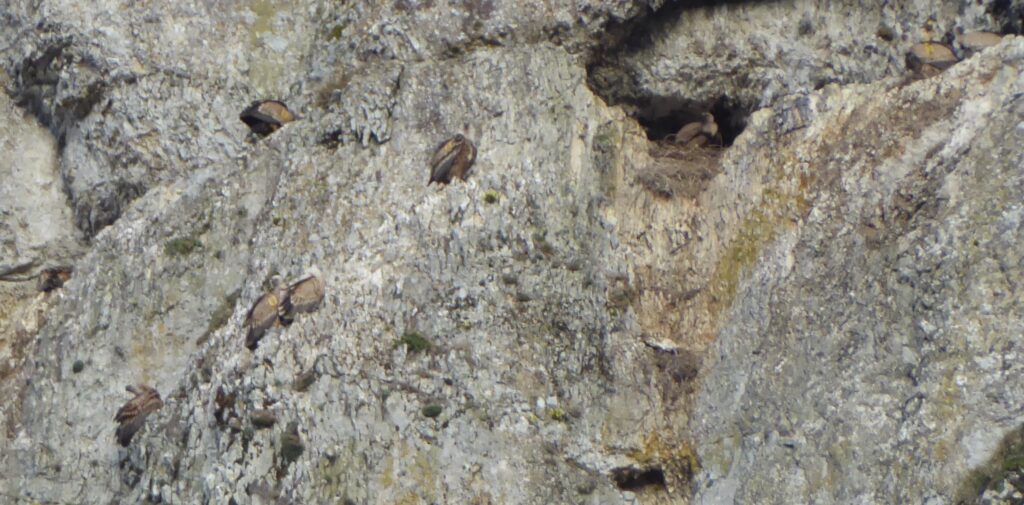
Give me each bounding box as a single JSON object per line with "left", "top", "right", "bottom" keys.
{"left": 666, "top": 112, "right": 720, "bottom": 147}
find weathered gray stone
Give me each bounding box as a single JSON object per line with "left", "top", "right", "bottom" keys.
{"left": 0, "top": 91, "right": 82, "bottom": 278}
{"left": 691, "top": 37, "right": 1024, "bottom": 505}
{"left": 588, "top": 0, "right": 1024, "bottom": 135}
{"left": 1, "top": 1, "right": 1023, "bottom": 504}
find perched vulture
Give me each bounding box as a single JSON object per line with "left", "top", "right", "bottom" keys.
{"left": 244, "top": 275, "right": 288, "bottom": 350}
{"left": 429, "top": 134, "right": 477, "bottom": 185}
{"left": 240, "top": 100, "right": 296, "bottom": 136}
{"left": 114, "top": 384, "right": 164, "bottom": 447}
{"left": 279, "top": 269, "right": 325, "bottom": 325}
{"left": 667, "top": 113, "right": 719, "bottom": 147}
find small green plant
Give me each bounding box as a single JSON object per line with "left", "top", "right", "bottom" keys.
{"left": 1003, "top": 455, "right": 1024, "bottom": 471}
{"left": 548, "top": 408, "right": 567, "bottom": 422}
{"left": 395, "top": 332, "right": 432, "bottom": 353}
{"left": 164, "top": 237, "right": 201, "bottom": 256}
{"left": 421, "top": 404, "right": 443, "bottom": 418}
{"left": 483, "top": 190, "right": 500, "bottom": 204}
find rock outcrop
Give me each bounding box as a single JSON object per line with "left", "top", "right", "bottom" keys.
{"left": 1, "top": 0, "right": 1023, "bottom": 504}
{"left": 0, "top": 91, "right": 82, "bottom": 278}
{"left": 691, "top": 35, "right": 1024, "bottom": 505}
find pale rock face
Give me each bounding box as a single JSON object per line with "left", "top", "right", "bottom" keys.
{"left": 1, "top": 0, "right": 1023, "bottom": 504}
{"left": 691, "top": 38, "right": 1024, "bottom": 505}
{"left": 0, "top": 92, "right": 82, "bottom": 278}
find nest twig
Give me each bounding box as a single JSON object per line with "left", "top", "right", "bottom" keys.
{"left": 636, "top": 143, "right": 724, "bottom": 200}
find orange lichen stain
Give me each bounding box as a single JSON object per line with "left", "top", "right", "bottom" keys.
{"left": 627, "top": 432, "right": 701, "bottom": 491}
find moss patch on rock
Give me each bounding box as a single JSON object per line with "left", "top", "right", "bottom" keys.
{"left": 421, "top": 404, "right": 443, "bottom": 418}
{"left": 396, "top": 332, "right": 433, "bottom": 353}
{"left": 164, "top": 237, "right": 202, "bottom": 256}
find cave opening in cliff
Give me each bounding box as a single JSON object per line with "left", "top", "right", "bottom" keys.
{"left": 612, "top": 466, "right": 667, "bottom": 491}
{"left": 584, "top": 0, "right": 757, "bottom": 147}
{"left": 709, "top": 95, "right": 750, "bottom": 146}
{"left": 630, "top": 95, "right": 749, "bottom": 147}
{"left": 989, "top": 0, "right": 1024, "bottom": 34}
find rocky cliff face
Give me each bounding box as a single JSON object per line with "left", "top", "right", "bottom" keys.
{"left": 1, "top": 1, "right": 1023, "bottom": 504}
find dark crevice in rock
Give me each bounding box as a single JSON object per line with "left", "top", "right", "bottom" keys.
{"left": 9, "top": 36, "right": 143, "bottom": 238}
{"left": 630, "top": 97, "right": 751, "bottom": 146}
{"left": 709, "top": 95, "right": 751, "bottom": 147}
{"left": 584, "top": 0, "right": 756, "bottom": 144}
{"left": 587, "top": 0, "right": 773, "bottom": 59}
{"left": 956, "top": 423, "right": 1024, "bottom": 504}
{"left": 10, "top": 40, "right": 70, "bottom": 123}
{"left": 612, "top": 466, "right": 667, "bottom": 491}
{"left": 989, "top": 0, "right": 1024, "bottom": 35}
{"left": 75, "top": 180, "right": 146, "bottom": 238}
{"left": 632, "top": 96, "right": 703, "bottom": 141}
{"left": 12, "top": 39, "right": 106, "bottom": 142}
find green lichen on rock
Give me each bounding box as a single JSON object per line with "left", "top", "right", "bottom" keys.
{"left": 421, "top": 404, "right": 443, "bottom": 418}
{"left": 164, "top": 237, "right": 202, "bottom": 256}
{"left": 707, "top": 174, "right": 806, "bottom": 322}
{"left": 311, "top": 448, "right": 360, "bottom": 501}
{"left": 328, "top": 24, "right": 344, "bottom": 40}
{"left": 548, "top": 408, "right": 568, "bottom": 422}
{"left": 396, "top": 332, "right": 432, "bottom": 353}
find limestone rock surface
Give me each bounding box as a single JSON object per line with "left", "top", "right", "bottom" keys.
{"left": 0, "top": 91, "right": 82, "bottom": 278}
{"left": 0, "top": 1, "right": 1023, "bottom": 505}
